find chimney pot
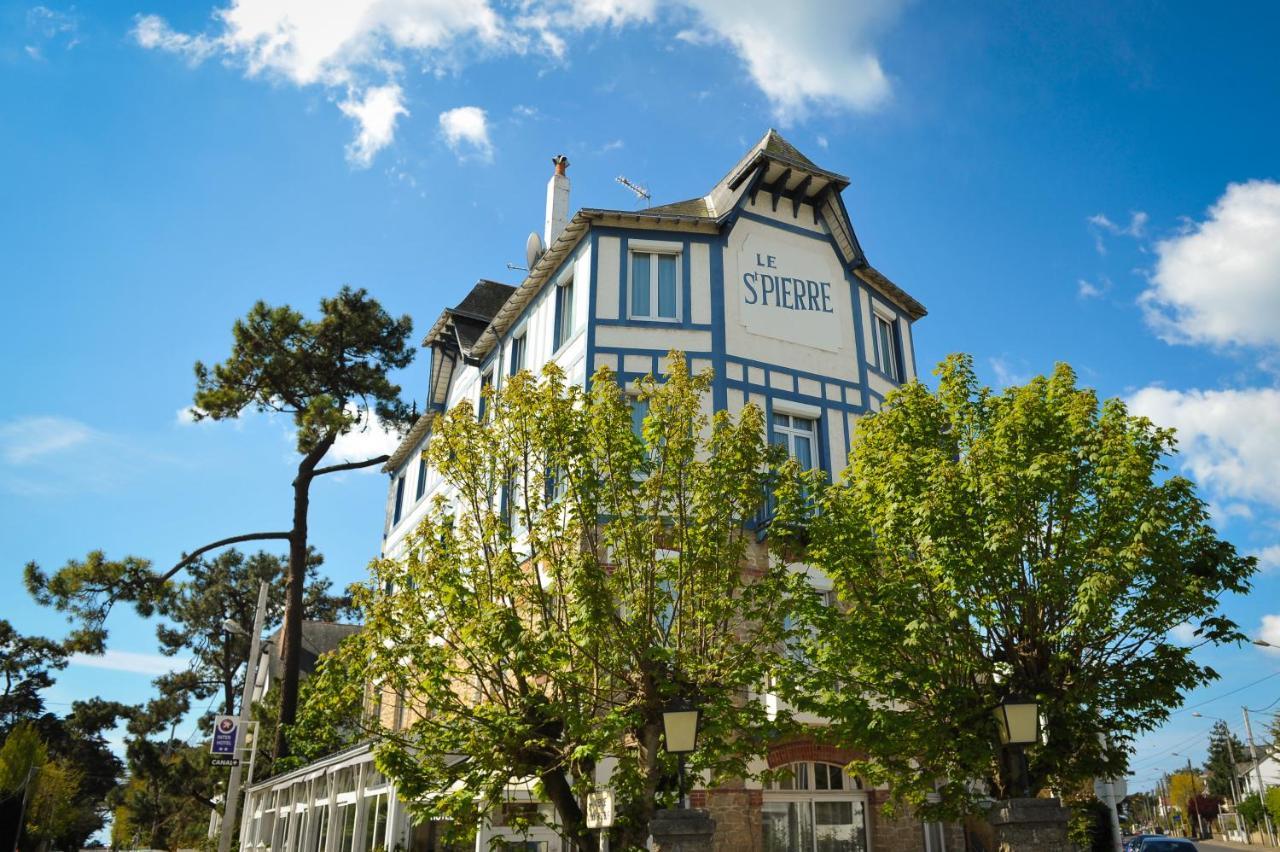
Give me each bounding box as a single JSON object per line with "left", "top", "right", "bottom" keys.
{"left": 545, "top": 154, "right": 571, "bottom": 246}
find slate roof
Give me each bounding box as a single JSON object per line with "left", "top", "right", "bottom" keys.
{"left": 644, "top": 196, "right": 713, "bottom": 218}
{"left": 265, "top": 620, "right": 361, "bottom": 681}
{"left": 453, "top": 279, "right": 516, "bottom": 322}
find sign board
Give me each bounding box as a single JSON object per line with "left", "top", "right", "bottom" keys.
{"left": 212, "top": 757, "right": 241, "bottom": 767}
{"left": 585, "top": 790, "right": 614, "bottom": 829}
{"left": 211, "top": 715, "right": 239, "bottom": 756}
{"left": 736, "top": 233, "right": 843, "bottom": 352}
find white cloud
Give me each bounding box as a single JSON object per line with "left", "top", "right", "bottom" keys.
{"left": 988, "top": 355, "right": 1031, "bottom": 388}
{"left": 1258, "top": 614, "right": 1280, "bottom": 654}
{"left": 1168, "top": 621, "right": 1198, "bottom": 645}
{"left": 1140, "top": 180, "right": 1280, "bottom": 350}
{"left": 329, "top": 406, "right": 405, "bottom": 468}
{"left": 25, "top": 5, "right": 81, "bottom": 57}
{"left": 339, "top": 84, "right": 409, "bottom": 167}
{"left": 1087, "top": 211, "right": 1148, "bottom": 254}
{"left": 816, "top": 135, "right": 829, "bottom": 149}
{"left": 0, "top": 416, "right": 93, "bottom": 464}
{"left": 132, "top": 14, "right": 218, "bottom": 64}
{"left": 133, "top": 0, "right": 907, "bottom": 163}
{"left": 1253, "top": 545, "right": 1280, "bottom": 572}
{"left": 69, "top": 650, "right": 191, "bottom": 676}
{"left": 438, "top": 106, "right": 493, "bottom": 162}
{"left": 1077, "top": 276, "right": 1110, "bottom": 299}
{"left": 678, "top": 0, "right": 900, "bottom": 123}
{"left": 1127, "top": 386, "right": 1280, "bottom": 508}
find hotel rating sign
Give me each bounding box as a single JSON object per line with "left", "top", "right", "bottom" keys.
{"left": 210, "top": 715, "right": 240, "bottom": 767}
{"left": 585, "top": 789, "right": 614, "bottom": 829}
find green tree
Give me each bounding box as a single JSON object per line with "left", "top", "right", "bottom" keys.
{"left": 1203, "top": 719, "right": 1246, "bottom": 800}
{"left": 327, "top": 355, "right": 805, "bottom": 851}
{"left": 1239, "top": 792, "right": 1265, "bottom": 832}
{"left": 0, "top": 723, "right": 50, "bottom": 852}
{"left": 25, "top": 286, "right": 415, "bottom": 757}
{"left": 787, "top": 355, "right": 1255, "bottom": 818}
{"left": 154, "top": 548, "right": 351, "bottom": 718}
{"left": 0, "top": 620, "right": 71, "bottom": 731}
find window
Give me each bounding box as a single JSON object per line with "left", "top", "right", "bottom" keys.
{"left": 923, "top": 821, "right": 947, "bottom": 852}
{"left": 337, "top": 803, "right": 356, "bottom": 852}
{"left": 630, "top": 251, "right": 680, "bottom": 320}
{"left": 392, "top": 475, "right": 405, "bottom": 525}
{"left": 875, "top": 313, "right": 901, "bottom": 381}
{"left": 313, "top": 805, "right": 330, "bottom": 852}
{"left": 630, "top": 397, "right": 650, "bottom": 441}
{"left": 554, "top": 277, "right": 575, "bottom": 350}
{"left": 509, "top": 334, "right": 526, "bottom": 376}
{"left": 415, "top": 455, "right": 427, "bottom": 500}
{"left": 764, "top": 762, "right": 868, "bottom": 852}
{"left": 479, "top": 369, "right": 493, "bottom": 421}
{"left": 363, "top": 793, "right": 388, "bottom": 852}
{"left": 771, "top": 413, "right": 816, "bottom": 470}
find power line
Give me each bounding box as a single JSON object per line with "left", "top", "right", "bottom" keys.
{"left": 1171, "top": 668, "right": 1280, "bottom": 715}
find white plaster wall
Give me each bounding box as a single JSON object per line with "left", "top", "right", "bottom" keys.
{"left": 723, "top": 217, "right": 860, "bottom": 383}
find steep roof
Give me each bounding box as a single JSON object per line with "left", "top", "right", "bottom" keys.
{"left": 265, "top": 621, "right": 360, "bottom": 681}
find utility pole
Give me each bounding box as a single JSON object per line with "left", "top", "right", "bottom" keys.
{"left": 1187, "top": 757, "right": 1206, "bottom": 839}
{"left": 1243, "top": 707, "right": 1278, "bottom": 847}
{"left": 218, "top": 581, "right": 269, "bottom": 852}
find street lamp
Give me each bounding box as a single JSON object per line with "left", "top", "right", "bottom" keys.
{"left": 1252, "top": 639, "right": 1275, "bottom": 648}
{"left": 661, "top": 698, "right": 701, "bottom": 754}
{"left": 994, "top": 695, "right": 1039, "bottom": 798}
{"left": 661, "top": 698, "right": 701, "bottom": 809}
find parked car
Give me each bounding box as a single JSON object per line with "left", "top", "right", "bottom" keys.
{"left": 1138, "top": 839, "right": 1196, "bottom": 851}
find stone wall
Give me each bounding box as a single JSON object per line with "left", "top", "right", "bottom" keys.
{"left": 693, "top": 788, "right": 762, "bottom": 852}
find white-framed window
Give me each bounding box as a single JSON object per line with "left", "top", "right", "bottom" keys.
{"left": 554, "top": 276, "right": 575, "bottom": 350}
{"left": 771, "top": 412, "right": 816, "bottom": 470}
{"left": 509, "top": 332, "right": 526, "bottom": 376}
{"left": 763, "top": 761, "right": 868, "bottom": 852}
{"left": 874, "top": 311, "right": 901, "bottom": 381}
{"left": 923, "top": 820, "right": 948, "bottom": 851}
{"left": 415, "top": 455, "right": 427, "bottom": 501}
{"left": 391, "top": 475, "right": 405, "bottom": 525}
{"left": 630, "top": 250, "right": 681, "bottom": 320}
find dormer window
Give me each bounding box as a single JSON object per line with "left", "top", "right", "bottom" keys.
{"left": 874, "top": 311, "right": 902, "bottom": 382}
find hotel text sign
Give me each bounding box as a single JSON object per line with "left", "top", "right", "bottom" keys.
{"left": 738, "top": 241, "right": 842, "bottom": 351}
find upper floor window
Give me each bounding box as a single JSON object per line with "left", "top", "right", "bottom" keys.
{"left": 415, "top": 455, "right": 427, "bottom": 500}
{"left": 392, "top": 475, "right": 405, "bottom": 525}
{"left": 479, "top": 369, "right": 494, "bottom": 421}
{"left": 554, "top": 277, "right": 575, "bottom": 350}
{"left": 509, "top": 333, "right": 526, "bottom": 376}
{"left": 874, "top": 312, "right": 902, "bottom": 382}
{"left": 630, "top": 251, "right": 680, "bottom": 320}
{"left": 772, "top": 413, "right": 815, "bottom": 470}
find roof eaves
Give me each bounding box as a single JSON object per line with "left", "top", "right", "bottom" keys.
{"left": 854, "top": 265, "right": 928, "bottom": 320}
{"left": 382, "top": 410, "right": 435, "bottom": 473}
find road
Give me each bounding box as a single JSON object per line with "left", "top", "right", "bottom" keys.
{"left": 1191, "top": 840, "right": 1268, "bottom": 851}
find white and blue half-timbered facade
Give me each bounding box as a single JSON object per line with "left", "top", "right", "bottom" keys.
{"left": 242, "top": 131, "right": 961, "bottom": 852}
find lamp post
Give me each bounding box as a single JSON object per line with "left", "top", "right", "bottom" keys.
{"left": 987, "top": 695, "right": 1071, "bottom": 852}
{"left": 217, "top": 581, "right": 269, "bottom": 852}
{"left": 661, "top": 698, "right": 701, "bottom": 808}
{"left": 649, "top": 698, "right": 713, "bottom": 852}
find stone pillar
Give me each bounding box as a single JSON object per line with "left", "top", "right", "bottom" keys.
{"left": 987, "top": 798, "right": 1071, "bottom": 852}
{"left": 650, "top": 808, "right": 717, "bottom": 852}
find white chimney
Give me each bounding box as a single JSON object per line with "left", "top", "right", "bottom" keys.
{"left": 544, "top": 154, "right": 570, "bottom": 247}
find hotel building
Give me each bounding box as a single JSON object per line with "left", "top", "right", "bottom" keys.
{"left": 241, "top": 130, "right": 961, "bottom": 852}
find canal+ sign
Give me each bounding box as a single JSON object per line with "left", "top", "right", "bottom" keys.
{"left": 736, "top": 236, "right": 843, "bottom": 352}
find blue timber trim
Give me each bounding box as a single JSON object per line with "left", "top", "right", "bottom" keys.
{"left": 851, "top": 279, "right": 871, "bottom": 408}
{"left": 710, "top": 235, "right": 728, "bottom": 411}
{"left": 585, "top": 230, "right": 599, "bottom": 386}
{"left": 906, "top": 319, "right": 920, "bottom": 381}
{"left": 736, "top": 209, "right": 829, "bottom": 242}
{"left": 595, "top": 319, "right": 714, "bottom": 331}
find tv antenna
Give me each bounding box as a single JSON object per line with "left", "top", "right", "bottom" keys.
{"left": 615, "top": 175, "right": 651, "bottom": 206}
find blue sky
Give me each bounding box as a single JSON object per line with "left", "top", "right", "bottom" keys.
{"left": 2, "top": 1, "right": 1279, "bottom": 792}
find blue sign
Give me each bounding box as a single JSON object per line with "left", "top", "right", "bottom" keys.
{"left": 211, "top": 715, "right": 239, "bottom": 756}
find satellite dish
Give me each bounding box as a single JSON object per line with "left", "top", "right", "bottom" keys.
{"left": 526, "top": 231, "right": 545, "bottom": 270}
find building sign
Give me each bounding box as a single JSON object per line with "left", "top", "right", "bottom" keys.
{"left": 736, "top": 235, "right": 843, "bottom": 351}
{"left": 211, "top": 715, "right": 239, "bottom": 756}
{"left": 585, "top": 789, "right": 614, "bottom": 829}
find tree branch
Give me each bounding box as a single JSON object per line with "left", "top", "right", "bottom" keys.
{"left": 162, "top": 532, "right": 293, "bottom": 582}
{"left": 314, "top": 454, "right": 391, "bottom": 477}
